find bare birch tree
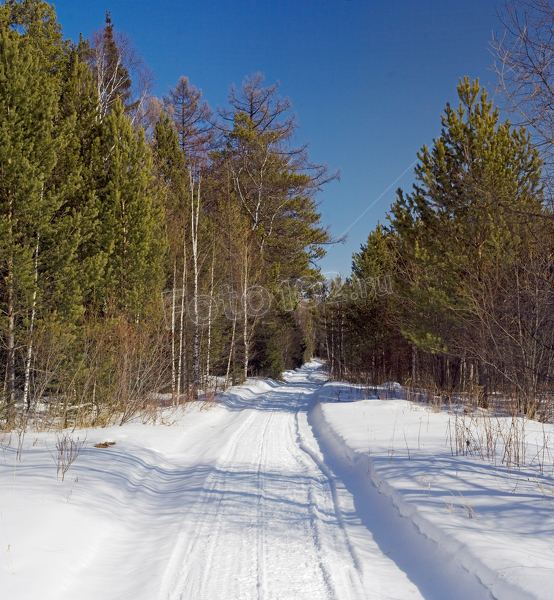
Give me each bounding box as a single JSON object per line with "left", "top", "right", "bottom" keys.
{"left": 164, "top": 77, "right": 214, "bottom": 391}
{"left": 492, "top": 0, "right": 554, "bottom": 178}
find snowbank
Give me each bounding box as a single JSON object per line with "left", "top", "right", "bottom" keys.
{"left": 310, "top": 380, "right": 554, "bottom": 600}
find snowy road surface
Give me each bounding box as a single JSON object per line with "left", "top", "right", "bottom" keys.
{"left": 159, "top": 365, "right": 373, "bottom": 599}
{"left": 2, "top": 361, "right": 499, "bottom": 599}
{"left": 156, "top": 362, "right": 490, "bottom": 600}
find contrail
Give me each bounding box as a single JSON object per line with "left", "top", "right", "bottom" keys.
{"left": 339, "top": 159, "right": 417, "bottom": 238}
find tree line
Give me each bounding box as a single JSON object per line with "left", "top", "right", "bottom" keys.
{"left": 0, "top": 0, "right": 336, "bottom": 427}
{"left": 321, "top": 0, "right": 554, "bottom": 421}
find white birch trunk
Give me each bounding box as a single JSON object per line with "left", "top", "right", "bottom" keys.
{"left": 206, "top": 240, "right": 215, "bottom": 387}
{"left": 225, "top": 312, "right": 237, "bottom": 389}
{"left": 243, "top": 246, "right": 249, "bottom": 382}
{"left": 23, "top": 236, "right": 39, "bottom": 412}
{"left": 177, "top": 232, "right": 187, "bottom": 399}
{"left": 171, "top": 260, "right": 177, "bottom": 403}
{"left": 190, "top": 176, "right": 201, "bottom": 390}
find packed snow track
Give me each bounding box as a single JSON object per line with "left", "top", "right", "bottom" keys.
{"left": 2, "top": 361, "right": 497, "bottom": 600}
{"left": 156, "top": 363, "right": 492, "bottom": 600}
{"left": 158, "top": 364, "right": 366, "bottom": 600}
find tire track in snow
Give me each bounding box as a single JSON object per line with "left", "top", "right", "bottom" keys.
{"left": 158, "top": 407, "right": 260, "bottom": 600}
{"left": 257, "top": 387, "right": 333, "bottom": 600}
{"left": 295, "top": 404, "right": 365, "bottom": 599}
{"left": 159, "top": 382, "right": 338, "bottom": 599}
{"left": 159, "top": 363, "right": 429, "bottom": 600}
{"left": 254, "top": 401, "right": 276, "bottom": 600}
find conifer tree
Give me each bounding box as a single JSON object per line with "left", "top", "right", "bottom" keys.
{"left": 85, "top": 11, "right": 155, "bottom": 128}
{"left": 389, "top": 77, "right": 544, "bottom": 403}
{"left": 0, "top": 29, "right": 67, "bottom": 405}
{"left": 219, "top": 74, "right": 334, "bottom": 377}
{"left": 348, "top": 225, "right": 409, "bottom": 382}
{"left": 153, "top": 112, "right": 189, "bottom": 396}
{"left": 0, "top": 0, "right": 69, "bottom": 74}
{"left": 221, "top": 74, "right": 332, "bottom": 281}
{"left": 96, "top": 99, "right": 166, "bottom": 317}
{"left": 99, "top": 12, "right": 133, "bottom": 111}
{"left": 163, "top": 76, "right": 212, "bottom": 154}
{"left": 41, "top": 51, "right": 106, "bottom": 323}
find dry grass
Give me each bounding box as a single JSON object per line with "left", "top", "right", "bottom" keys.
{"left": 47, "top": 433, "right": 87, "bottom": 481}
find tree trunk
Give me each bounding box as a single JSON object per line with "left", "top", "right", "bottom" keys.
{"left": 23, "top": 237, "right": 39, "bottom": 412}
{"left": 243, "top": 246, "right": 249, "bottom": 382}
{"left": 225, "top": 312, "right": 237, "bottom": 389}
{"left": 177, "top": 231, "right": 187, "bottom": 399}
{"left": 190, "top": 177, "right": 200, "bottom": 391}
{"left": 171, "top": 259, "right": 177, "bottom": 402}
{"left": 7, "top": 190, "right": 15, "bottom": 408}
{"left": 7, "top": 266, "right": 15, "bottom": 407}
{"left": 206, "top": 240, "right": 215, "bottom": 386}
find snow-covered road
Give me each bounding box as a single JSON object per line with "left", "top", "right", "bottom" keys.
{"left": 155, "top": 362, "right": 490, "bottom": 600}
{"left": 159, "top": 365, "right": 371, "bottom": 600}
{"left": 2, "top": 361, "right": 501, "bottom": 599}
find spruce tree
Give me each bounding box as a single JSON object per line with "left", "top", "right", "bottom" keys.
{"left": 86, "top": 11, "right": 137, "bottom": 121}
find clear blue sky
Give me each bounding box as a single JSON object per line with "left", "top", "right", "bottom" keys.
{"left": 52, "top": 0, "right": 502, "bottom": 277}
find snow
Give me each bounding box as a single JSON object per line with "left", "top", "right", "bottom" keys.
{"left": 314, "top": 377, "right": 554, "bottom": 600}
{"left": 0, "top": 360, "right": 552, "bottom": 599}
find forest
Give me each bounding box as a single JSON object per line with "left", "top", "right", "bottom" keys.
{"left": 0, "top": 0, "right": 337, "bottom": 428}
{"left": 3, "top": 0, "right": 554, "bottom": 429}
{"left": 323, "top": 0, "right": 554, "bottom": 421}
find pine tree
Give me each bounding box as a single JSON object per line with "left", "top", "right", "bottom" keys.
{"left": 389, "top": 77, "right": 544, "bottom": 403}
{"left": 391, "top": 79, "right": 541, "bottom": 341}
{"left": 96, "top": 99, "right": 166, "bottom": 317}
{"left": 347, "top": 225, "right": 410, "bottom": 382}
{"left": 43, "top": 51, "right": 106, "bottom": 322}
{"left": 0, "top": 29, "right": 67, "bottom": 406}
{"left": 153, "top": 112, "right": 189, "bottom": 396}
{"left": 0, "top": 0, "right": 69, "bottom": 75}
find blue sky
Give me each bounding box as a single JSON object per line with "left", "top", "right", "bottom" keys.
{"left": 52, "top": 0, "right": 502, "bottom": 276}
